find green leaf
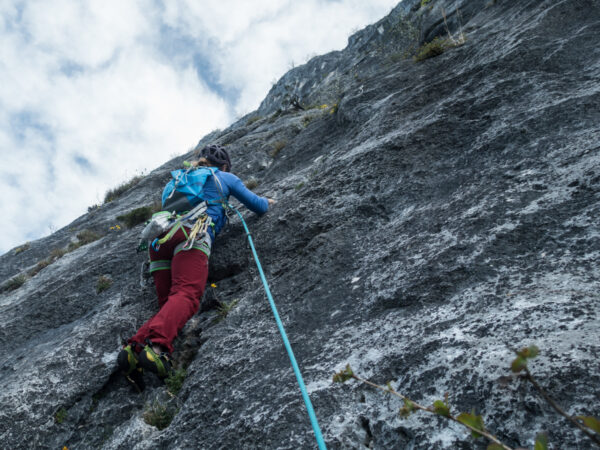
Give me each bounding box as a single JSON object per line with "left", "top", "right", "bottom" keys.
{"left": 521, "top": 345, "right": 540, "bottom": 359}
{"left": 332, "top": 364, "right": 354, "bottom": 383}
{"left": 534, "top": 432, "right": 548, "bottom": 450}
{"left": 399, "top": 398, "right": 416, "bottom": 418}
{"left": 511, "top": 355, "right": 527, "bottom": 373}
{"left": 487, "top": 444, "right": 504, "bottom": 450}
{"left": 457, "top": 412, "right": 485, "bottom": 438}
{"left": 576, "top": 416, "right": 600, "bottom": 433}
{"left": 433, "top": 400, "right": 450, "bottom": 417}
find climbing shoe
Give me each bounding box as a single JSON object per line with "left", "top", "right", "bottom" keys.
{"left": 117, "top": 345, "right": 139, "bottom": 375}
{"left": 138, "top": 345, "right": 173, "bottom": 379}
{"left": 117, "top": 345, "right": 145, "bottom": 393}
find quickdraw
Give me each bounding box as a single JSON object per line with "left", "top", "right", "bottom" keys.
{"left": 182, "top": 214, "right": 211, "bottom": 251}
{"left": 150, "top": 201, "right": 212, "bottom": 252}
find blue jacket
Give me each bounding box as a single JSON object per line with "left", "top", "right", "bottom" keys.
{"left": 201, "top": 170, "right": 269, "bottom": 238}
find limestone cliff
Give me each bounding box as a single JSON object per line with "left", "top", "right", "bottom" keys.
{"left": 1, "top": 0, "right": 599, "bottom": 448}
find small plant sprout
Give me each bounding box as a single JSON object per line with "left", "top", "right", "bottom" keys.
{"left": 109, "top": 224, "right": 121, "bottom": 231}
{"left": 510, "top": 346, "right": 600, "bottom": 446}
{"left": 302, "top": 116, "right": 313, "bottom": 127}
{"left": 165, "top": 368, "right": 187, "bottom": 395}
{"left": 335, "top": 347, "right": 600, "bottom": 449}
{"left": 510, "top": 344, "right": 539, "bottom": 373}
{"left": 332, "top": 364, "right": 353, "bottom": 383}
{"left": 55, "top": 407, "right": 68, "bottom": 424}
{"left": 333, "top": 364, "right": 514, "bottom": 449}
{"left": 217, "top": 299, "right": 239, "bottom": 320}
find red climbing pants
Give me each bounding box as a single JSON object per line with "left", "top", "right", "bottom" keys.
{"left": 129, "top": 228, "right": 209, "bottom": 354}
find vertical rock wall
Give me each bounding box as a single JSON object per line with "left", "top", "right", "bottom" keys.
{"left": 1, "top": 0, "right": 599, "bottom": 448}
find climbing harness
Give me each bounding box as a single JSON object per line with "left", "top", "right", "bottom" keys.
{"left": 141, "top": 162, "right": 326, "bottom": 446}
{"left": 227, "top": 203, "right": 327, "bottom": 450}
{"left": 144, "top": 202, "right": 212, "bottom": 252}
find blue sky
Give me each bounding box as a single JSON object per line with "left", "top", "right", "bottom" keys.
{"left": 0, "top": 0, "right": 400, "bottom": 255}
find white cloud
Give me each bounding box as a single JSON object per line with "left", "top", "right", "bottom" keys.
{"left": 22, "top": 0, "right": 149, "bottom": 67}
{"left": 162, "top": 0, "right": 399, "bottom": 114}
{"left": 0, "top": 0, "right": 400, "bottom": 255}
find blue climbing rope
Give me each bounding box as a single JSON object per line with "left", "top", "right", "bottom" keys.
{"left": 229, "top": 205, "right": 327, "bottom": 450}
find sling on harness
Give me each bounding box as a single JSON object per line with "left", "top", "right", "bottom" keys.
{"left": 149, "top": 201, "right": 212, "bottom": 252}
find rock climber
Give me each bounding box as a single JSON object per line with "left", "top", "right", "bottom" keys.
{"left": 117, "top": 144, "right": 275, "bottom": 388}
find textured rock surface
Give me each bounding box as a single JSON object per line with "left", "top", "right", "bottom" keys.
{"left": 1, "top": 0, "right": 599, "bottom": 448}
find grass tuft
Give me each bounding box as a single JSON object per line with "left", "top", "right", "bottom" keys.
{"left": 165, "top": 368, "right": 187, "bottom": 395}
{"left": 50, "top": 247, "right": 67, "bottom": 260}
{"left": 270, "top": 141, "right": 287, "bottom": 158}
{"left": 2, "top": 274, "right": 27, "bottom": 292}
{"left": 26, "top": 230, "right": 102, "bottom": 279}
{"left": 244, "top": 178, "right": 259, "bottom": 190}
{"left": 77, "top": 230, "right": 102, "bottom": 245}
{"left": 143, "top": 401, "right": 175, "bottom": 430}
{"left": 246, "top": 116, "right": 261, "bottom": 126}
{"left": 28, "top": 259, "right": 51, "bottom": 277}
{"left": 96, "top": 275, "right": 112, "bottom": 294}
{"left": 414, "top": 8, "right": 466, "bottom": 62}
{"left": 217, "top": 298, "right": 239, "bottom": 320}
{"left": 14, "top": 243, "right": 30, "bottom": 255}
{"left": 55, "top": 407, "right": 68, "bottom": 424}
{"left": 414, "top": 37, "right": 448, "bottom": 61}
{"left": 117, "top": 206, "right": 154, "bottom": 228}
{"left": 104, "top": 174, "right": 144, "bottom": 203}
{"left": 67, "top": 229, "right": 102, "bottom": 252}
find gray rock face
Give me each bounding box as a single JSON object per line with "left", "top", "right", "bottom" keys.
{"left": 1, "top": 0, "right": 599, "bottom": 448}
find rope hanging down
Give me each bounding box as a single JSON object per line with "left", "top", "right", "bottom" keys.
{"left": 229, "top": 204, "right": 327, "bottom": 450}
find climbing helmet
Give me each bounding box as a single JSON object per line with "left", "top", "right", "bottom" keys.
{"left": 199, "top": 144, "right": 231, "bottom": 172}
